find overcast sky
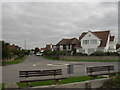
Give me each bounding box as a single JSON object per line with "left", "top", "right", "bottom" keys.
{"left": 2, "top": 2, "right": 119, "bottom": 49}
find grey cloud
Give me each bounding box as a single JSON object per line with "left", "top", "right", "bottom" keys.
{"left": 2, "top": 2, "right": 118, "bottom": 49}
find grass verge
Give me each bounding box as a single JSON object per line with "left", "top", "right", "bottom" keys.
{"left": 17, "top": 76, "right": 107, "bottom": 88}
{"left": 44, "top": 56, "right": 120, "bottom": 62}
{"left": 2, "top": 56, "right": 28, "bottom": 66}
{"left": 0, "top": 84, "right": 2, "bottom": 90}
{"left": 0, "top": 84, "right": 4, "bottom": 90}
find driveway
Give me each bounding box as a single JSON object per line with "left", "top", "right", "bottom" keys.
{"left": 2, "top": 55, "right": 119, "bottom": 83}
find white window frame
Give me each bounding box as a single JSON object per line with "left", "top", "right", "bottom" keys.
{"left": 83, "top": 40, "right": 89, "bottom": 44}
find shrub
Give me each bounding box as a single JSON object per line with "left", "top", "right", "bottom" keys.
{"left": 73, "top": 53, "right": 88, "bottom": 56}
{"left": 43, "top": 50, "right": 68, "bottom": 59}
{"left": 90, "top": 51, "right": 119, "bottom": 56}
{"left": 101, "top": 73, "right": 120, "bottom": 88}
{"left": 90, "top": 51, "right": 106, "bottom": 56}
{"left": 105, "top": 52, "right": 119, "bottom": 56}
{"left": 44, "top": 50, "right": 68, "bottom": 56}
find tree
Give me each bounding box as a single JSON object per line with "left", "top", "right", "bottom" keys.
{"left": 2, "top": 41, "right": 12, "bottom": 59}
{"left": 34, "top": 47, "right": 40, "bottom": 54}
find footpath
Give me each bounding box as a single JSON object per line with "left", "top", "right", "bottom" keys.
{"left": 4, "top": 83, "right": 18, "bottom": 88}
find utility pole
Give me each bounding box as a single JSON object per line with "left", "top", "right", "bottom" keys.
{"left": 25, "top": 40, "right": 26, "bottom": 50}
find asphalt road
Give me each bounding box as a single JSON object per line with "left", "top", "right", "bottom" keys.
{"left": 2, "top": 55, "right": 119, "bottom": 83}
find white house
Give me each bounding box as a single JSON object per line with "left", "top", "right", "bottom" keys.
{"left": 76, "top": 30, "right": 116, "bottom": 55}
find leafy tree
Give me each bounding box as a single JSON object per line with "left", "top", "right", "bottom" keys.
{"left": 2, "top": 41, "right": 12, "bottom": 59}
{"left": 34, "top": 47, "right": 40, "bottom": 54}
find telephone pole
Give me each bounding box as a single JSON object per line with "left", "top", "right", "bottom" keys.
{"left": 24, "top": 40, "right": 26, "bottom": 50}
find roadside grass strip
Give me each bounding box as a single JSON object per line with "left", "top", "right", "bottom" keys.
{"left": 0, "top": 84, "right": 2, "bottom": 90}
{"left": 44, "top": 56, "right": 120, "bottom": 62}
{"left": 2, "top": 56, "right": 28, "bottom": 66}
{"left": 17, "top": 76, "right": 107, "bottom": 88}
{"left": 0, "top": 84, "right": 4, "bottom": 90}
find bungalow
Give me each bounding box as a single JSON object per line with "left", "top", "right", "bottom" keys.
{"left": 57, "top": 38, "right": 79, "bottom": 52}
{"left": 76, "top": 30, "right": 116, "bottom": 55}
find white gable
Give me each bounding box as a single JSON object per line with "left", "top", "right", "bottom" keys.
{"left": 81, "top": 31, "right": 100, "bottom": 41}
{"left": 77, "top": 30, "right": 116, "bottom": 55}
{"left": 80, "top": 31, "right": 101, "bottom": 54}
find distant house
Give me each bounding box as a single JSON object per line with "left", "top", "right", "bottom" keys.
{"left": 57, "top": 38, "right": 79, "bottom": 52}
{"left": 15, "top": 45, "right": 21, "bottom": 50}
{"left": 45, "top": 44, "right": 57, "bottom": 51}
{"left": 46, "top": 44, "right": 52, "bottom": 51}
{"left": 7, "top": 44, "right": 21, "bottom": 50}
{"left": 7, "top": 44, "right": 15, "bottom": 50}
{"left": 40, "top": 44, "right": 57, "bottom": 52}
{"left": 76, "top": 30, "right": 116, "bottom": 55}
{"left": 40, "top": 48, "right": 46, "bottom": 53}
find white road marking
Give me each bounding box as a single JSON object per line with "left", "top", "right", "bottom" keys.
{"left": 47, "top": 63, "right": 69, "bottom": 66}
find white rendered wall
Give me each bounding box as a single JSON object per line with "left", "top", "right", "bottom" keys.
{"left": 109, "top": 41, "right": 116, "bottom": 50}
{"left": 104, "top": 33, "right": 110, "bottom": 52}
{"left": 80, "top": 31, "right": 100, "bottom": 54}
{"left": 59, "top": 45, "right": 63, "bottom": 50}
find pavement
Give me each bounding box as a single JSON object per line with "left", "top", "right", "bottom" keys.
{"left": 4, "top": 83, "right": 18, "bottom": 88}
{"left": 2, "top": 54, "right": 119, "bottom": 88}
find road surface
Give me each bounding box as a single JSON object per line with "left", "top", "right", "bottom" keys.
{"left": 2, "top": 55, "right": 119, "bottom": 83}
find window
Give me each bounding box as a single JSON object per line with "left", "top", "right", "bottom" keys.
{"left": 68, "top": 45, "right": 70, "bottom": 49}
{"left": 83, "top": 40, "right": 89, "bottom": 44}
{"left": 63, "top": 45, "right": 66, "bottom": 50}
{"left": 90, "top": 39, "right": 97, "bottom": 44}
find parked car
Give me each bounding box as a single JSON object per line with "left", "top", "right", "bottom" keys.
{"left": 36, "top": 52, "right": 41, "bottom": 56}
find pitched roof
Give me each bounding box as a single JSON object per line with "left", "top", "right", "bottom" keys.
{"left": 57, "top": 38, "right": 79, "bottom": 45}
{"left": 41, "top": 48, "right": 46, "bottom": 50}
{"left": 79, "top": 30, "right": 110, "bottom": 47}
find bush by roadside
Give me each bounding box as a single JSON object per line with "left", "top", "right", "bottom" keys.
{"left": 43, "top": 50, "right": 69, "bottom": 59}
{"left": 2, "top": 55, "right": 28, "bottom": 66}
{"left": 101, "top": 73, "right": 120, "bottom": 88}
{"left": 90, "top": 51, "right": 119, "bottom": 56}
{"left": 73, "top": 53, "right": 88, "bottom": 56}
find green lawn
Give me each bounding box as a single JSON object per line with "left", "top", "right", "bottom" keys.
{"left": 17, "top": 76, "right": 107, "bottom": 88}
{"left": 44, "top": 56, "right": 120, "bottom": 62}
{"left": 0, "top": 84, "right": 4, "bottom": 90}
{"left": 2, "top": 56, "right": 28, "bottom": 66}
{"left": 0, "top": 84, "right": 2, "bottom": 90}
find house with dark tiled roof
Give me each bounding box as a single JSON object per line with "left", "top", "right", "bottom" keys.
{"left": 7, "top": 44, "right": 21, "bottom": 50}
{"left": 76, "top": 30, "right": 116, "bottom": 55}
{"left": 57, "top": 38, "right": 79, "bottom": 52}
